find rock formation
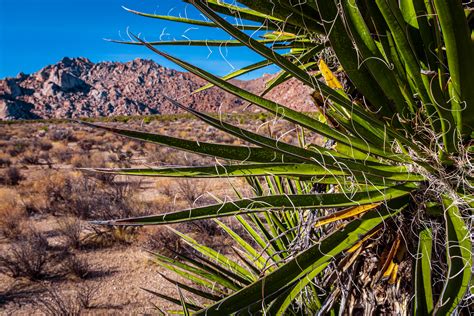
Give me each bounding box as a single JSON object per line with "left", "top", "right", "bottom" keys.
{"left": 0, "top": 57, "right": 313, "bottom": 120}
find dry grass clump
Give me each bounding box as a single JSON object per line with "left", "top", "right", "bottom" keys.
{"left": 142, "top": 226, "right": 185, "bottom": 257}
{"left": 0, "top": 187, "right": 26, "bottom": 239}
{"left": 1, "top": 166, "right": 23, "bottom": 185}
{"left": 36, "top": 139, "right": 53, "bottom": 151}
{"left": 82, "top": 225, "right": 140, "bottom": 248}
{"left": 57, "top": 217, "right": 83, "bottom": 249}
{"left": 28, "top": 171, "right": 143, "bottom": 219}
{"left": 61, "top": 254, "right": 91, "bottom": 280}
{"left": 7, "top": 139, "right": 29, "bottom": 157}
{"left": 49, "top": 128, "right": 78, "bottom": 142}
{"left": 51, "top": 143, "right": 73, "bottom": 163}
{"left": 0, "top": 152, "right": 12, "bottom": 167}
{"left": 176, "top": 179, "right": 210, "bottom": 206}
{"left": 34, "top": 283, "right": 98, "bottom": 315}
{"left": 0, "top": 229, "right": 50, "bottom": 280}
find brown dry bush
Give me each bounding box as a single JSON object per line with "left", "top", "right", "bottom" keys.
{"left": 61, "top": 254, "right": 91, "bottom": 280}
{"left": 82, "top": 225, "right": 140, "bottom": 248}
{"left": 19, "top": 149, "right": 41, "bottom": 165}
{"left": 7, "top": 140, "right": 29, "bottom": 157}
{"left": 57, "top": 217, "right": 83, "bottom": 249}
{"left": 176, "top": 179, "right": 209, "bottom": 206}
{"left": 0, "top": 153, "right": 12, "bottom": 167}
{"left": 51, "top": 144, "right": 73, "bottom": 163}
{"left": 37, "top": 139, "right": 53, "bottom": 151}
{"left": 1, "top": 166, "right": 23, "bottom": 185}
{"left": 142, "top": 226, "right": 185, "bottom": 257}
{"left": 77, "top": 138, "right": 95, "bottom": 151}
{"left": 34, "top": 283, "right": 98, "bottom": 316}
{"left": 49, "top": 128, "right": 77, "bottom": 142}
{"left": 36, "top": 172, "right": 143, "bottom": 220}
{"left": 0, "top": 188, "right": 26, "bottom": 239}
{"left": 0, "top": 230, "right": 50, "bottom": 280}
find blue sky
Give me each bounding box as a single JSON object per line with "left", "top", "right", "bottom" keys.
{"left": 0, "top": 0, "right": 278, "bottom": 79}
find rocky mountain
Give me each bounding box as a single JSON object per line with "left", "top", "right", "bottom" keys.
{"left": 0, "top": 57, "right": 314, "bottom": 120}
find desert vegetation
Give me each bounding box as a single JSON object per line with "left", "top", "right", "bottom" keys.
{"left": 0, "top": 114, "right": 306, "bottom": 313}
{"left": 84, "top": 0, "right": 472, "bottom": 315}
{"left": 2, "top": 0, "right": 473, "bottom": 315}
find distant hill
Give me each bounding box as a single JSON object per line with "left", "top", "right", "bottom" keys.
{"left": 0, "top": 57, "right": 314, "bottom": 120}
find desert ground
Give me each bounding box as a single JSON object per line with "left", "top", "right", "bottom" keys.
{"left": 0, "top": 114, "right": 308, "bottom": 314}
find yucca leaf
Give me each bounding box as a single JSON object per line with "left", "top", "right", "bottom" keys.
{"left": 108, "top": 38, "right": 293, "bottom": 47}
{"left": 88, "top": 163, "right": 347, "bottom": 178}
{"left": 193, "top": 199, "right": 407, "bottom": 315}
{"left": 122, "top": 6, "right": 263, "bottom": 30}
{"left": 152, "top": 252, "right": 240, "bottom": 291}
{"left": 158, "top": 273, "right": 222, "bottom": 301}
{"left": 231, "top": 0, "right": 323, "bottom": 33}
{"left": 231, "top": 247, "right": 262, "bottom": 276}
{"left": 314, "top": 203, "right": 381, "bottom": 228}
{"left": 146, "top": 46, "right": 407, "bottom": 162}
{"left": 414, "top": 227, "right": 433, "bottom": 315}
{"left": 434, "top": 197, "right": 472, "bottom": 315}
{"left": 433, "top": 0, "right": 474, "bottom": 137}
{"left": 236, "top": 214, "right": 282, "bottom": 266}
{"left": 169, "top": 228, "right": 256, "bottom": 283}
{"left": 185, "top": 1, "right": 422, "bottom": 155}
{"left": 191, "top": 0, "right": 284, "bottom": 24}
{"left": 267, "top": 263, "right": 326, "bottom": 315}
{"left": 193, "top": 59, "right": 274, "bottom": 94}
{"left": 341, "top": 0, "right": 410, "bottom": 117}
{"left": 80, "top": 121, "right": 303, "bottom": 163}
{"left": 177, "top": 287, "right": 191, "bottom": 316}
{"left": 249, "top": 212, "right": 288, "bottom": 260}
{"left": 214, "top": 219, "right": 267, "bottom": 270}
{"left": 315, "top": 0, "right": 397, "bottom": 119}
{"left": 88, "top": 163, "right": 424, "bottom": 185}
{"left": 162, "top": 96, "right": 415, "bottom": 178}
{"left": 96, "top": 183, "right": 416, "bottom": 225}
{"left": 173, "top": 250, "right": 252, "bottom": 291}
{"left": 258, "top": 45, "right": 324, "bottom": 98}
{"left": 141, "top": 287, "right": 202, "bottom": 311}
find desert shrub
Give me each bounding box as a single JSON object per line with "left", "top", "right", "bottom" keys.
{"left": 7, "top": 140, "right": 29, "bottom": 157}
{"left": 176, "top": 179, "right": 209, "bottom": 206}
{"left": 83, "top": 225, "right": 139, "bottom": 248}
{"left": 0, "top": 230, "right": 50, "bottom": 280}
{"left": 34, "top": 284, "right": 98, "bottom": 315}
{"left": 143, "top": 226, "right": 184, "bottom": 257}
{"left": 49, "top": 128, "right": 77, "bottom": 142}
{"left": 61, "top": 254, "right": 90, "bottom": 279}
{"left": 51, "top": 144, "right": 73, "bottom": 163}
{"left": 77, "top": 138, "right": 95, "bottom": 151}
{"left": 57, "top": 217, "right": 83, "bottom": 249}
{"left": 0, "top": 155, "right": 11, "bottom": 167}
{"left": 33, "top": 171, "right": 143, "bottom": 219}
{"left": 20, "top": 149, "right": 41, "bottom": 165}
{"left": 1, "top": 166, "right": 23, "bottom": 185}
{"left": 37, "top": 140, "right": 53, "bottom": 151}
{"left": 69, "top": 155, "right": 85, "bottom": 168}
{"left": 0, "top": 188, "right": 26, "bottom": 239}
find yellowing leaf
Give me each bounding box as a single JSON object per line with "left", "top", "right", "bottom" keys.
{"left": 347, "top": 227, "right": 381, "bottom": 253}
{"left": 272, "top": 31, "right": 296, "bottom": 37}
{"left": 318, "top": 59, "right": 343, "bottom": 90}
{"left": 315, "top": 203, "right": 380, "bottom": 228}
{"left": 389, "top": 263, "right": 399, "bottom": 284}
{"left": 383, "top": 261, "right": 396, "bottom": 279}
{"left": 380, "top": 235, "right": 401, "bottom": 280}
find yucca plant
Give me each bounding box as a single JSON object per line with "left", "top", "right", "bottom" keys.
{"left": 86, "top": 0, "right": 473, "bottom": 314}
